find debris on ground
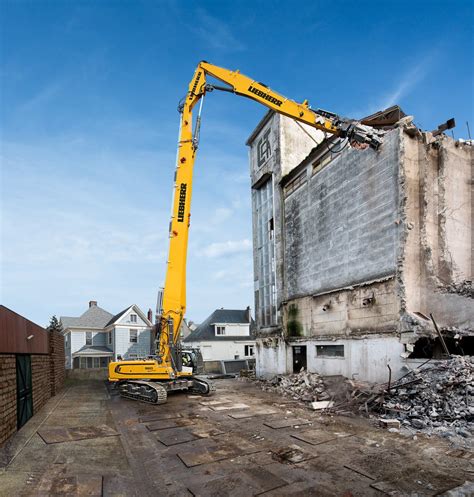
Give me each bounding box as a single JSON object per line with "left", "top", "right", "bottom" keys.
{"left": 256, "top": 370, "right": 330, "bottom": 403}
{"left": 254, "top": 357, "right": 473, "bottom": 441}
{"left": 379, "top": 356, "right": 473, "bottom": 437}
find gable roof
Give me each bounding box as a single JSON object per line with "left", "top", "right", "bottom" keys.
{"left": 105, "top": 304, "right": 152, "bottom": 327}
{"left": 61, "top": 305, "right": 114, "bottom": 330}
{"left": 183, "top": 309, "right": 255, "bottom": 342}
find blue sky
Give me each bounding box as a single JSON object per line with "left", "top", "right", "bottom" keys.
{"left": 1, "top": 0, "right": 473, "bottom": 326}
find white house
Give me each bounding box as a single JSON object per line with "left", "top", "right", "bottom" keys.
{"left": 183, "top": 308, "right": 256, "bottom": 362}
{"left": 61, "top": 301, "right": 153, "bottom": 369}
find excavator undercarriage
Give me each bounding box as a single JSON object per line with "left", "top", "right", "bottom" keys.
{"left": 117, "top": 376, "right": 214, "bottom": 405}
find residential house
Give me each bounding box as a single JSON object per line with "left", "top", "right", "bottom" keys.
{"left": 61, "top": 301, "right": 153, "bottom": 369}
{"left": 183, "top": 308, "right": 256, "bottom": 362}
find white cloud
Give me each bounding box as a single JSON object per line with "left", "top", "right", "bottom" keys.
{"left": 191, "top": 8, "right": 245, "bottom": 51}
{"left": 200, "top": 239, "right": 252, "bottom": 258}
{"left": 380, "top": 56, "right": 434, "bottom": 109}
{"left": 347, "top": 50, "right": 439, "bottom": 119}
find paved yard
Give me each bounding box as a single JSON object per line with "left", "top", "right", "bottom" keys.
{"left": 0, "top": 378, "right": 472, "bottom": 496}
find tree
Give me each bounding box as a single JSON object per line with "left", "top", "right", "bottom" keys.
{"left": 47, "top": 315, "right": 63, "bottom": 334}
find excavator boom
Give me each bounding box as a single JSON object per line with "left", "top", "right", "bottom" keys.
{"left": 108, "top": 61, "right": 384, "bottom": 403}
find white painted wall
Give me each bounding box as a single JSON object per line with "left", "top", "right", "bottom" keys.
{"left": 114, "top": 325, "right": 151, "bottom": 359}
{"left": 256, "top": 336, "right": 406, "bottom": 383}
{"left": 211, "top": 323, "right": 250, "bottom": 337}
{"left": 255, "top": 337, "right": 289, "bottom": 378}
{"left": 185, "top": 340, "right": 256, "bottom": 361}
{"left": 116, "top": 309, "right": 149, "bottom": 327}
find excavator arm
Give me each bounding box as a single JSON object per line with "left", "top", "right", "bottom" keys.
{"left": 156, "top": 61, "right": 383, "bottom": 368}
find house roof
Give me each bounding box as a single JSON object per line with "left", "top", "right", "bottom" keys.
{"left": 61, "top": 305, "right": 114, "bottom": 330}
{"left": 72, "top": 345, "right": 114, "bottom": 356}
{"left": 104, "top": 304, "right": 152, "bottom": 327}
{"left": 105, "top": 307, "right": 130, "bottom": 327}
{"left": 183, "top": 309, "right": 255, "bottom": 342}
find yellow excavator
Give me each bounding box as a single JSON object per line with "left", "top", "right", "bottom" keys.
{"left": 108, "top": 61, "right": 384, "bottom": 404}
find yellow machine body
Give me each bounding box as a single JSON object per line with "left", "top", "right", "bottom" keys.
{"left": 108, "top": 62, "right": 382, "bottom": 396}
{"left": 108, "top": 359, "right": 192, "bottom": 382}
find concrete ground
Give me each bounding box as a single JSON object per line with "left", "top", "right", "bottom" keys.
{"left": 0, "top": 378, "right": 472, "bottom": 496}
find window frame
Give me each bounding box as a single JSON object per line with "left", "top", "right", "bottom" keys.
{"left": 129, "top": 329, "right": 138, "bottom": 343}
{"left": 315, "top": 344, "right": 344, "bottom": 358}
{"left": 130, "top": 314, "right": 137, "bottom": 323}
{"left": 245, "top": 345, "right": 255, "bottom": 357}
{"left": 215, "top": 325, "right": 226, "bottom": 336}
{"left": 85, "top": 331, "right": 93, "bottom": 346}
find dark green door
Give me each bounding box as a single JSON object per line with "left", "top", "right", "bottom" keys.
{"left": 16, "top": 355, "right": 33, "bottom": 429}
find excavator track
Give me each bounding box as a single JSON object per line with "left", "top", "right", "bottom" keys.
{"left": 118, "top": 380, "right": 168, "bottom": 405}
{"left": 190, "top": 377, "right": 215, "bottom": 396}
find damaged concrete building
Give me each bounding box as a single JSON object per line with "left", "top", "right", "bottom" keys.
{"left": 247, "top": 106, "right": 473, "bottom": 383}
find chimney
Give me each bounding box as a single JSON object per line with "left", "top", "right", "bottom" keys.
{"left": 89, "top": 301, "right": 97, "bottom": 308}
{"left": 246, "top": 306, "right": 251, "bottom": 323}
{"left": 147, "top": 308, "right": 153, "bottom": 323}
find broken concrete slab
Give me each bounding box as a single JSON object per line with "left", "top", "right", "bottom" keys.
{"left": 379, "top": 419, "right": 401, "bottom": 429}
{"left": 271, "top": 444, "right": 317, "bottom": 464}
{"left": 311, "top": 401, "right": 334, "bottom": 410}
{"left": 177, "top": 439, "right": 260, "bottom": 468}
{"left": 290, "top": 430, "right": 349, "bottom": 446}
{"left": 139, "top": 412, "right": 183, "bottom": 423}
{"left": 209, "top": 403, "right": 250, "bottom": 411}
{"left": 263, "top": 418, "right": 311, "bottom": 429}
{"left": 145, "top": 418, "right": 194, "bottom": 431}
{"left": 37, "top": 425, "right": 119, "bottom": 444}
{"left": 35, "top": 473, "right": 103, "bottom": 496}
{"left": 155, "top": 427, "right": 200, "bottom": 446}
{"left": 186, "top": 466, "right": 288, "bottom": 497}
{"left": 228, "top": 408, "right": 278, "bottom": 419}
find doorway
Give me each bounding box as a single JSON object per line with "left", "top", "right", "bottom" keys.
{"left": 16, "top": 354, "right": 33, "bottom": 429}
{"left": 292, "top": 345, "right": 307, "bottom": 373}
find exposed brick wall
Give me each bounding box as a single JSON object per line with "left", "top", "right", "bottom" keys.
{"left": 31, "top": 355, "right": 50, "bottom": 414}
{"left": 0, "top": 355, "right": 17, "bottom": 446}
{"left": 49, "top": 330, "right": 65, "bottom": 396}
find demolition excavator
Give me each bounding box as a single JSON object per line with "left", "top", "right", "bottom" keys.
{"left": 108, "top": 61, "right": 384, "bottom": 404}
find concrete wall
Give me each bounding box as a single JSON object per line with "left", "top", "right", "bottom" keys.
{"left": 249, "top": 112, "right": 324, "bottom": 331}
{"left": 284, "top": 129, "right": 400, "bottom": 298}
{"left": 401, "top": 132, "right": 473, "bottom": 330}
{"left": 255, "top": 335, "right": 405, "bottom": 383}
{"left": 283, "top": 278, "right": 400, "bottom": 339}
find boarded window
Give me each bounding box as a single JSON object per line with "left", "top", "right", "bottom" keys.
{"left": 284, "top": 170, "right": 307, "bottom": 196}
{"left": 254, "top": 178, "right": 276, "bottom": 327}
{"left": 130, "top": 329, "right": 138, "bottom": 343}
{"left": 316, "top": 345, "right": 344, "bottom": 358}
{"left": 312, "top": 154, "right": 332, "bottom": 176}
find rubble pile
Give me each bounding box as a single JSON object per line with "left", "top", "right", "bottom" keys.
{"left": 441, "top": 279, "right": 473, "bottom": 298}
{"left": 257, "top": 370, "right": 331, "bottom": 403}
{"left": 255, "top": 357, "right": 473, "bottom": 439}
{"left": 381, "top": 356, "right": 473, "bottom": 433}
